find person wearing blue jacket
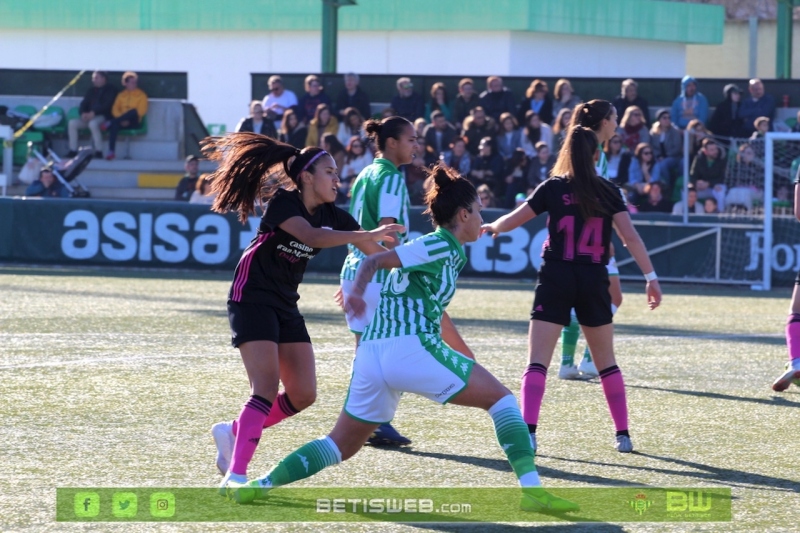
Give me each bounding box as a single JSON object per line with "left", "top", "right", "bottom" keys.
{"left": 25, "top": 167, "right": 70, "bottom": 198}
{"left": 670, "top": 76, "right": 709, "bottom": 130}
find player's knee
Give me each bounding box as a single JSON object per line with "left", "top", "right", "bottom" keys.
{"left": 288, "top": 389, "right": 316, "bottom": 411}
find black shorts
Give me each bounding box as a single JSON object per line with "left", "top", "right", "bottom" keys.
{"left": 531, "top": 260, "right": 612, "bottom": 327}
{"left": 227, "top": 300, "right": 311, "bottom": 348}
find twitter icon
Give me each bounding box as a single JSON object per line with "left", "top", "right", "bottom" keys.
{"left": 112, "top": 492, "right": 138, "bottom": 518}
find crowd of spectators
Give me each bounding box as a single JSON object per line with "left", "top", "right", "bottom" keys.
{"left": 181, "top": 72, "right": 790, "bottom": 213}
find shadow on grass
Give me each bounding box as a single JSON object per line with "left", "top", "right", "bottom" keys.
{"left": 412, "top": 525, "right": 625, "bottom": 532}
{"left": 538, "top": 452, "right": 800, "bottom": 493}
{"left": 390, "top": 448, "right": 640, "bottom": 487}
{"left": 615, "top": 324, "right": 785, "bottom": 345}
{"left": 627, "top": 384, "right": 800, "bottom": 408}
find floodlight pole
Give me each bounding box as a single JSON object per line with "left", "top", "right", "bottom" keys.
{"left": 321, "top": 0, "right": 357, "bottom": 74}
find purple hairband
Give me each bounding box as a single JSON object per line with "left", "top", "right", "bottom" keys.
{"left": 301, "top": 150, "right": 328, "bottom": 173}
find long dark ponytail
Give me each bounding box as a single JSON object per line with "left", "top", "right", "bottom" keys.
{"left": 552, "top": 126, "right": 614, "bottom": 221}
{"left": 201, "top": 132, "right": 327, "bottom": 223}
{"left": 423, "top": 163, "right": 477, "bottom": 227}
{"left": 570, "top": 99, "right": 614, "bottom": 133}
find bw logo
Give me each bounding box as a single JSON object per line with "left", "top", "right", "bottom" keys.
{"left": 666, "top": 491, "right": 712, "bottom": 512}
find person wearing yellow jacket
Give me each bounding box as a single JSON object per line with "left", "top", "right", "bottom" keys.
{"left": 103, "top": 71, "right": 148, "bottom": 160}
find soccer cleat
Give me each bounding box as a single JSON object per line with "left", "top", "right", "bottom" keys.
{"left": 211, "top": 421, "right": 235, "bottom": 475}
{"left": 615, "top": 435, "right": 634, "bottom": 453}
{"left": 558, "top": 364, "right": 582, "bottom": 380}
{"left": 366, "top": 423, "right": 412, "bottom": 446}
{"left": 218, "top": 471, "right": 247, "bottom": 497}
{"left": 771, "top": 362, "right": 800, "bottom": 392}
{"left": 578, "top": 357, "right": 599, "bottom": 378}
{"left": 520, "top": 487, "right": 580, "bottom": 513}
{"left": 226, "top": 477, "right": 272, "bottom": 504}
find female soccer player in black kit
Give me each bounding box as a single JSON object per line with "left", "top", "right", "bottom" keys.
{"left": 200, "top": 132, "right": 404, "bottom": 491}
{"left": 482, "top": 126, "right": 662, "bottom": 454}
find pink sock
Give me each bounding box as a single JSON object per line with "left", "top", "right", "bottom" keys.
{"left": 786, "top": 314, "right": 800, "bottom": 361}
{"left": 599, "top": 365, "right": 628, "bottom": 432}
{"left": 521, "top": 363, "right": 547, "bottom": 426}
{"left": 262, "top": 392, "right": 300, "bottom": 428}
{"left": 229, "top": 395, "right": 272, "bottom": 476}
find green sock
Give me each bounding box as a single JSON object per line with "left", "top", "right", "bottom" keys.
{"left": 489, "top": 395, "right": 536, "bottom": 479}
{"left": 561, "top": 315, "right": 580, "bottom": 366}
{"left": 265, "top": 436, "right": 341, "bottom": 488}
{"left": 583, "top": 345, "right": 592, "bottom": 363}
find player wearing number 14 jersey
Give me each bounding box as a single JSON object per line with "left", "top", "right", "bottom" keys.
{"left": 483, "top": 126, "right": 662, "bottom": 454}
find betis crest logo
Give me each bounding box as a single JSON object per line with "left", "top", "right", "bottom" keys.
{"left": 629, "top": 493, "right": 651, "bottom": 516}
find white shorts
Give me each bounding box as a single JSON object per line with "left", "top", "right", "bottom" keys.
{"left": 340, "top": 279, "right": 384, "bottom": 334}
{"left": 343, "top": 334, "right": 475, "bottom": 424}
{"left": 606, "top": 256, "right": 619, "bottom": 276}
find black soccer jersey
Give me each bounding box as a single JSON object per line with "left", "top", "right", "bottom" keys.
{"left": 229, "top": 188, "right": 360, "bottom": 309}
{"left": 527, "top": 176, "right": 627, "bottom": 265}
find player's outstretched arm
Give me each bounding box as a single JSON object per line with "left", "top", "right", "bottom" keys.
{"left": 612, "top": 211, "right": 662, "bottom": 310}
{"left": 481, "top": 202, "right": 536, "bottom": 237}
{"left": 442, "top": 312, "right": 476, "bottom": 361}
{"left": 344, "top": 250, "right": 402, "bottom": 318}
{"left": 279, "top": 216, "right": 405, "bottom": 249}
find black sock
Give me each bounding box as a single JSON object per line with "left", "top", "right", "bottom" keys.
{"left": 527, "top": 424, "right": 537, "bottom": 434}
{"left": 616, "top": 429, "right": 630, "bottom": 437}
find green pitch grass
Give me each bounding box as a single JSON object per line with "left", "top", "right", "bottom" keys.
{"left": 1, "top": 266, "right": 797, "bottom": 532}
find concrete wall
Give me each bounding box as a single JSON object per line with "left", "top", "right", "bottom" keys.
{"left": 686, "top": 20, "right": 800, "bottom": 79}
{"left": 0, "top": 29, "right": 688, "bottom": 132}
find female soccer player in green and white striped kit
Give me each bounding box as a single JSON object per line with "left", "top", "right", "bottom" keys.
{"left": 227, "top": 163, "right": 579, "bottom": 513}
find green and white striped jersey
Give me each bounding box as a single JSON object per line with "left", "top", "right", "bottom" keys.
{"left": 340, "top": 158, "right": 410, "bottom": 284}
{"left": 596, "top": 148, "right": 609, "bottom": 180}
{"left": 362, "top": 227, "right": 467, "bottom": 341}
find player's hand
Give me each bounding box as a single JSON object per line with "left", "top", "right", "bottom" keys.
{"left": 481, "top": 223, "right": 500, "bottom": 238}
{"left": 369, "top": 224, "right": 405, "bottom": 243}
{"left": 333, "top": 286, "right": 345, "bottom": 311}
{"left": 646, "top": 280, "right": 662, "bottom": 310}
{"left": 344, "top": 294, "right": 366, "bottom": 318}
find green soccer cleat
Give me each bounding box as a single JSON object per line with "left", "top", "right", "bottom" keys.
{"left": 520, "top": 487, "right": 580, "bottom": 513}
{"left": 225, "top": 478, "right": 272, "bottom": 504}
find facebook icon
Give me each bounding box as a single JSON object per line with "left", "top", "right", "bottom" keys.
{"left": 74, "top": 492, "right": 99, "bottom": 517}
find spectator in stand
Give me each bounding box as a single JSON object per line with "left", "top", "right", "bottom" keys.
{"left": 740, "top": 78, "right": 776, "bottom": 135}
{"left": 704, "top": 197, "right": 719, "bottom": 214}
{"left": 603, "top": 134, "right": 626, "bottom": 183}
{"left": 520, "top": 110, "right": 553, "bottom": 156}
{"left": 415, "top": 137, "right": 438, "bottom": 167}
{"left": 526, "top": 141, "right": 556, "bottom": 188}
{"left": 670, "top": 75, "right": 709, "bottom": 130}
{"left": 637, "top": 181, "right": 672, "bottom": 213}
{"left": 552, "top": 78, "right": 582, "bottom": 117}
{"left": 413, "top": 117, "right": 427, "bottom": 141}
{"left": 423, "top": 110, "right": 458, "bottom": 159}
{"left": 335, "top": 73, "right": 371, "bottom": 121}
{"left": 479, "top": 76, "right": 516, "bottom": 123}
{"left": 649, "top": 109, "right": 683, "bottom": 189}
{"left": 262, "top": 75, "right": 298, "bottom": 131}
{"left": 495, "top": 112, "right": 523, "bottom": 161}
{"left": 390, "top": 77, "right": 424, "bottom": 122}
{"left": 341, "top": 136, "right": 373, "bottom": 184}
{"left": 627, "top": 142, "right": 656, "bottom": 203}
{"left": 792, "top": 109, "right": 800, "bottom": 133}
{"left": 103, "top": 71, "right": 148, "bottom": 161}
{"left": 613, "top": 78, "right": 650, "bottom": 126}
{"left": 463, "top": 106, "right": 497, "bottom": 156}
{"left": 403, "top": 145, "right": 429, "bottom": 206}
{"left": 174, "top": 155, "right": 201, "bottom": 201}
{"left": 306, "top": 103, "right": 339, "bottom": 147}
{"left": 278, "top": 108, "right": 307, "bottom": 149}
{"left": 551, "top": 107, "right": 572, "bottom": 154}
{"left": 517, "top": 79, "right": 553, "bottom": 126}
{"left": 469, "top": 136, "right": 503, "bottom": 193}
{"left": 235, "top": 100, "right": 277, "bottom": 137}
{"left": 380, "top": 106, "right": 396, "bottom": 119}
{"left": 321, "top": 132, "right": 346, "bottom": 173}
{"left": 686, "top": 118, "right": 712, "bottom": 163}
{"left": 453, "top": 78, "right": 480, "bottom": 130}
{"left": 25, "top": 167, "right": 69, "bottom": 198}
{"left": 476, "top": 183, "right": 497, "bottom": 207}
{"left": 617, "top": 106, "right": 650, "bottom": 153}
{"left": 297, "top": 75, "right": 332, "bottom": 125}
{"left": 67, "top": 70, "right": 117, "bottom": 159}
{"left": 502, "top": 148, "right": 528, "bottom": 208}
{"left": 189, "top": 175, "right": 216, "bottom": 205}
{"left": 708, "top": 84, "right": 746, "bottom": 139}
{"left": 690, "top": 137, "right": 727, "bottom": 211}
{"left": 425, "top": 82, "right": 453, "bottom": 123}
{"left": 337, "top": 107, "right": 365, "bottom": 147}
{"left": 441, "top": 136, "right": 472, "bottom": 177}
{"left": 671, "top": 184, "right": 703, "bottom": 215}
{"left": 725, "top": 142, "right": 764, "bottom": 212}
{"left": 750, "top": 116, "right": 770, "bottom": 141}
